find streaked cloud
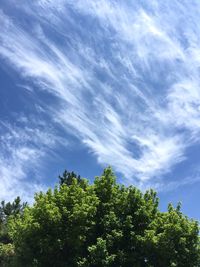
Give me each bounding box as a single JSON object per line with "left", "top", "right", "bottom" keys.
{"left": 1, "top": 0, "right": 200, "bottom": 200}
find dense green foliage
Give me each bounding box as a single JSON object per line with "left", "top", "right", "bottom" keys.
{"left": 0, "top": 197, "right": 26, "bottom": 266}
{"left": 1, "top": 168, "right": 200, "bottom": 266}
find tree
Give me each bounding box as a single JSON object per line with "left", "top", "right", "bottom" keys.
{"left": 58, "top": 170, "right": 82, "bottom": 186}
{"left": 8, "top": 168, "right": 200, "bottom": 267}
{"left": 143, "top": 204, "right": 200, "bottom": 267}
{"left": 9, "top": 180, "right": 98, "bottom": 267}
{"left": 0, "top": 197, "right": 26, "bottom": 224}
{"left": 0, "top": 197, "right": 26, "bottom": 266}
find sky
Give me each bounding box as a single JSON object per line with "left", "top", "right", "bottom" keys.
{"left": 0, "top": 0, "right": 200, "bottom": 219}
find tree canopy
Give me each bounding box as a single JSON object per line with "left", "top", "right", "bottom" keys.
{"left": 1, "top": 167, "right": 199, "bottom": 266}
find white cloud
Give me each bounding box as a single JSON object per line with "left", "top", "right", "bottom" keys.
{"left": 0, "top": 135, "right": 44, "bottom": 202}
{"left": 1, "top": 0, "right": 200, "bottom": 196}
{"left": 0, "top": 119, "right": 65, "bottom": 202}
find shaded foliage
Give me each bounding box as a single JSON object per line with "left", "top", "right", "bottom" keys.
{"left": 0, "top": 197, "right": 26, "bottom": 266}
{"left": 59, "top": 170, "right": 82, "bottom": 186}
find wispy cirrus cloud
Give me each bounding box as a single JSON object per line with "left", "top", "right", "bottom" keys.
{"left": 1, "top": 0, "right": 200, "bottom": 200}
{"left": 0, "top": 123, "right": 43, "bottom": 201}
{"left": 0, "top": 114, "right": 70, "bottom": 201}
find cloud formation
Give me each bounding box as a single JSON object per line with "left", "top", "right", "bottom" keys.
{"left": 1, "top": 0, "right": 200, "bottom": 199}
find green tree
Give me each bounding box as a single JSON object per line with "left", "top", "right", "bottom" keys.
{"left": 59, "top": 170, "right": 82, "bottom": 186}
{"left": 0, "top": 197, "right": 26, "bottom": 266}
{"left": 9, "top": 179, "right": 98, "bottom": 267}
{"left": 144, "top": 203, "right": 200, "bottom": 267}
{"left": 8, "top": 168, "right": 200, "bottom": 267}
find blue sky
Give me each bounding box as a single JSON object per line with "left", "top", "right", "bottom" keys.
{"left": 1, "top": 0, "right": 200, "bottom": 219}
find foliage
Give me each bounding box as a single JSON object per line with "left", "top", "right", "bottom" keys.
{"left": 58, "top": 170, "right": 82, "bottom": 186}
{"left": 4, "top": 168, "right": 200, "bottom": 266}
{"left": 0, "top": 243, "right": 15, "bottom": 267}
{"left": 0, "top": 197, "right": 26, "bottom": 266}
{"left": 0, "top": 197, "right": 26, "bottom": 223}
